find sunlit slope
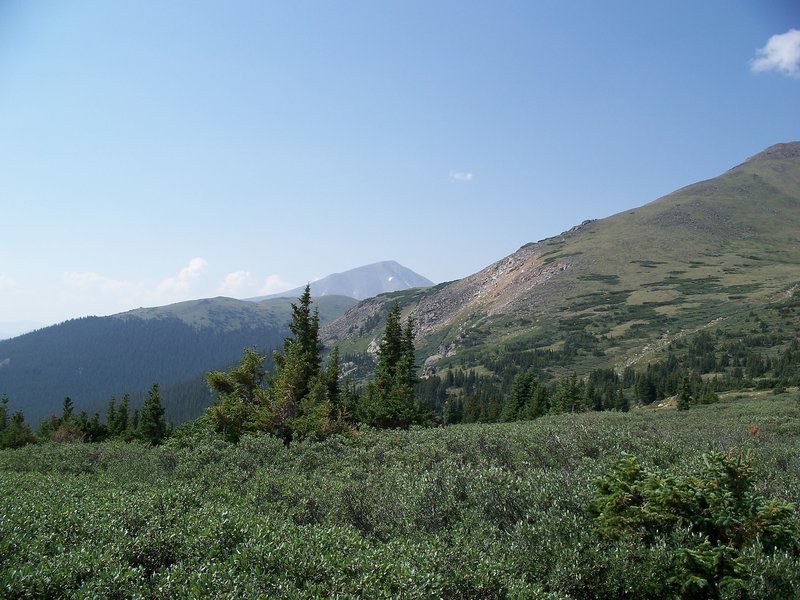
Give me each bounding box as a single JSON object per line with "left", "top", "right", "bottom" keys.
{"left": 324, "top": 142, "right": 800, "bottom": 373}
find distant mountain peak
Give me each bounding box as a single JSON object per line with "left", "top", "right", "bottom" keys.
{"left": 248, "top": 261, "right": 434, "bottom": 302}
{"left": 743, "top": 141, "right": 800, "bottom": 164}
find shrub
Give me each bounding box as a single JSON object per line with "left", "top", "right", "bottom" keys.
{"left": 590, "top": 450, "right": 798, "bottom": 598}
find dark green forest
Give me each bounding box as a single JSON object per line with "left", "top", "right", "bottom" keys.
{"left": 0, "top": 315, "right": 286, "bottom": 424}
{"left": 0, "top": 295, "right": 357, "bottom": 425}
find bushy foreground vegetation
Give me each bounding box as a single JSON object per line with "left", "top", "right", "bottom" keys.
{"left": 2, "top": 395, "right": 799, "bottom": 598}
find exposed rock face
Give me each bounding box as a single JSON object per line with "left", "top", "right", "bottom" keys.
{"left": 411, "top": 247, "right": 571, "bottom": 338}
{"left": 322, "top": 238, "right": 574, "bottom": 353}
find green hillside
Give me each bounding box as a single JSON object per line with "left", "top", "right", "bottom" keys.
{"left": 324, "top": 143, "right": 800, "bottom": 385}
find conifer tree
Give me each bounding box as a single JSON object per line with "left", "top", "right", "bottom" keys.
{"left": 62, "top": 397, "right": 74, "bottom": 422}
{"left": 0, "top": 407, "right": 36, "bottom": 450}
{"left": 552, "top": 372, "right": 583, "bottom": 414}
{"left": 283, "top": 284, "right": 322, "bottom": 401}
{"left": 400, "top": 317, "right": 417, "bottom": 391}
{"left": 677, "top": 376, "right": 692, "bottom": 411}
{"left": 501, "top": 371, "right": 534, "bottom": 422}
{"left": 114, "top": 394, "right": 130, "bottom": 438}
{"left": 697, "top": 384, "right": 720, "bottom": 405}
{"left": 270, "top": 285, "right": 325, "bottom": 434}
{"left": 85, "top": 412, "right": 107, "bottom": 442}
{"left": 324, "top": 347, "right": 341, "bottom": 408}
{"left": 139, "top": 383, "right": 167, "bottom": 444}
{"left": 375, "top": 304, "right": 404, "bottom": 390}
{"left": 287, "top": 377, "right": 332, "bottom": 440}
{"left": 207, "top": 347, "right": 271, "bottom": 441}
{"left": 523, "top": 383, "right": 549, "bottom": 419}
{"left": 0, "top": 395, "right": 8, "bottom": 432}
{"left": 442, "top": 397, "right": 463, "bottom": 425}
{"left": 48, "top": 397, "right": 85, "bottom": 443}
{"left": 614, "top": 386, "right": 629, "bottom": 412}
{"left": 205, "top": 288, "right": 349, "bottom": 442}
{"left": 106, "top": 397, "right": 117, "bottom": 433}
{"left": 364, "top": 304, "right": 425, "bottom": 428}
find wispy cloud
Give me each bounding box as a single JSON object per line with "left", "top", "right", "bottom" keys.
{"left": 0, "top": 275, "right": 17, "bottom": 290}
{"left": 260, "top": 274, "right": 295, "bottom": 295}
{"left": 449, "top": 171, "right": 474, "bottom": 182}
{"left": 59, "top": 259, "right": 211, "bottom": 317}
{"left": 751, "top": 29, "right": 800, "bottom": 78}
{"left": 63, "top": 271, "right": 138, "bottom": 295}
{"left": 60, "top": 271, "right": 143, "bottom": 316}
{"left": 156, "top": 257, "right": 209, "bottom": 295}
{"left": 218, "top": 270, "right": 253, "bottom": 296}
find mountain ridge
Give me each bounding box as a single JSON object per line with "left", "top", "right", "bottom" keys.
{"left": 322, "top": 142, "right": 800, "bottom": 377}
{"left": 0, "top": 295, "right": 357, "bottom": 424}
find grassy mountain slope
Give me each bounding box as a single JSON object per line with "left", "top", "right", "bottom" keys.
{"left": 323, "top": 142, "right": 800, "bottom": 377}
{"left": 0, "top": 295, "right": 356, "bottom": 424}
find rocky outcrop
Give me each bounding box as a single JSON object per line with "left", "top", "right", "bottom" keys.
{"left": 321, "top": 238, "right": 574, "bottom": 356}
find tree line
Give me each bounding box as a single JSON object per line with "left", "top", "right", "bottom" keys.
{"left": 0, "top": 384, "right": 167, "bottom": 450}
{"left": 206, "top": 286, "right": 430, "bottom": 442}
{"left": 3, "top": 289, "right": 799, "bottom": 449}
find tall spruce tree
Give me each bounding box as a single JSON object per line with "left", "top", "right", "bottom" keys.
{"left": 205, "top": 288, "right": 348, "bottom": 442}
{"left": 677, "top": 376, "right": 692, "bottom": 411}
{"left": 114, "top": 394, "right": 131, "bottom": 437}
{"left": 272, "top": 287, "right": 320, "bottom": 411}
{"left": 139, "top": 383, "right": 167, "bottom": 444}
{"left": 277, "top": 287, "right": 352, "bottom": 440}
{"left": 501, "top": 371, "right": 535, "bottom": 422}
{"left": 552, "top": 372, "right": 583, "bottom": 414}
{"left": 363, "top": 304, "right": 425, "bottom": 428}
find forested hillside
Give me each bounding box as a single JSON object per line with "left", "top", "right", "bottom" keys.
{"left": 0, "top": 295, "right": 356, "bottom": 424}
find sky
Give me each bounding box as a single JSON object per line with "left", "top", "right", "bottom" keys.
{"left": 1, "top": 1, "right": 799, "bottom": 333}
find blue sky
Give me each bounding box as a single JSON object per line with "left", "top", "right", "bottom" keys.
{"left": 1, "top": 1, "right": 799, "bottom": 331}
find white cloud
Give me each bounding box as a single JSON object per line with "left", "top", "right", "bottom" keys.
{"left": 156, "top": 257, "right": 209, "bottom": 295}
{"left": 62, "top": 271, "right": 138, "bottom": 295}
{"left": 260, "top": 274, "right": 295, "bottom": 295}
{"left": 0, "top": 275, "right": 17, "bottom": 290}
{"left": 218, "top": 270, "right": 253, "bottom": 296}
{"left": 751, "top": 29, "right": 800, "bottom": 77}
{"left": 60, "top": 271, "right": 144, "bottom": 316}
{"left": 449, "top": 171, "right": 474, "bottom": 182}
